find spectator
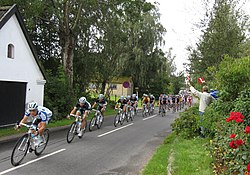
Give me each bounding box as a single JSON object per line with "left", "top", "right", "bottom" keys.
{"left": 187, "top": 82, "right": 214, "bottom": 137}
{"left": 188, "top": 82, "right": 214, "bottom": 115}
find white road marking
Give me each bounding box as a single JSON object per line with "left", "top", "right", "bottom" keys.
{"left": 143, "top": 114, "right": 157, "bottom": 121}
{"left": 97, "top": 123, "right": 134, "bottom": 138}
{"left": 0, "top": 149, "right": 66, "bottom": 175}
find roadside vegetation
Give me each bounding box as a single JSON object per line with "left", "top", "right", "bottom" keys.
{"left": 142, "top": 132, "right": 213, "bottom": 175}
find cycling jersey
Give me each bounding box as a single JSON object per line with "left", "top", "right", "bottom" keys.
{"left": 117, "top": 99, "right": 127, "bottom": 108}
{"left": 150, "top": 96, "right": 155, "bottom": 103}
{"left": 130, "top": 97, "right": 138, "bottom": 105}
{"left": 75, "top": 101, "right": 91, "bottom": 115}
{"left": 180, "top": 96, "right": 183, "bottom": 102}
{"left": 161, "top": 97, "right": 168, "bottom": 104}
{"left": 167, "top": 97, "right": 171, "bottom": 103}
{"left": 188, "top": 96, "right": 192, "bottom": 101}
{"left": 95, "top": 98, "right": 107, "bottom": 107}
{"left": 176, "top": 97, "right": 180, "bottom": 103}
{"left": 172, "top": 97, "right": 176, "bottom": 103}
{"left": 25, "top": 106, "right": 52, "bottom": 123}
{"left": 143, "top": 97, "right": 150, "bottom": 104}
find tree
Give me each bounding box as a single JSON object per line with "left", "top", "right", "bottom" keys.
{"left": 188, "top": 0, "right": 247, "bottom": 78}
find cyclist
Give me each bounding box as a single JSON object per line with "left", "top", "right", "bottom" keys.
{"left": 188, "top": 95, "right": 193, "bottom": 107}
{"left": 160, "top": 94, "right": 168, "bottom": 113}
{"left": 176, "top": 95, "right": 180, "bottom": 111}
{"left": 158, "top": 94, "right": 163, "bottom": 114}
{"left": 130, "top": 94, "right": 138, "bottom": 110}
{"left": 70, "top": 97, "right": 91, "bottom": 138}
{"left": 172, "top": 95, "right": 176, "bottom": 112}
{"left": 17, "top": 102, "right": 52, "bottom": 146}
{"left": 167, "top": 94, "right": 172, "bottom": 111}
{"left": 126, "top": 95, "right": 132, "bottom": 115}
{"left": 92, "top": 94, "right": 107, "bottom": 116}
{"left": 149, "top": 94, "right": 155, "bottom": 110}
{"left": 115, "top": 96, "right": 127, "bottom": 114}
{"left": 142, "top": 94, "right": 150, "bottom": 112}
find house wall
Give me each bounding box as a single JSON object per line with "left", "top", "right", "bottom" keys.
{"left": 0, "top": 14, "right": 45, "bottom": 106}
{"left": 107, "top": 82, "right": 133, "bottom": 97}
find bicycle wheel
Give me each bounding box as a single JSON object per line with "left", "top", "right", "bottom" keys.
{"left": 120, "top": 113, "right": 125, "bottom": 125}
{"left": 130, "top": 111, "right": 134, "bottom": 121}
{"left": 67, "top": 122, "right": 77, "bottom": 143}
{"left": 114, "top": 114, "right": 119, "bottom": 127}
{"left": 35, "top": 129, "right": 49, "bottom": 156}
{"left": 97, "top": 115, "right": 103, "bottom": 129}
{"left": 161, "top": 109, "right": 164, "bottom": 117}
{"left": 126, "top": 113, "right": 130, "bottom": 122}
{"left": 89, "top": 117, "right": 96, "bottom": 131}
{"left": 11, "top": 134, "right": 30, "bottom": 166}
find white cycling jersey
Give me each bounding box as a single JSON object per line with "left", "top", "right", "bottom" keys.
{"left": 25, "top": 106, "right": 52, "bottom": 122}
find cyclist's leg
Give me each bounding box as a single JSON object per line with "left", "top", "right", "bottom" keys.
{"left": 159, "top": 103, "right": 161, "bottom": 114}
{"left": 76, "top": 110, "right": 85, "bottom": 129}
{"left": 100, "top": 106, "right": 105, "bottom": 117}
{"left": 123, "top": 105, "right": 126, "bottom": 113}
{"left": 81, "top": 111, "right": 88, "bottom": 129}
{"left": 37, "top": 119, "right": 45, "bottom": 136}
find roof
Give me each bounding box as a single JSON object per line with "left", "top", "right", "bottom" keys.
{"left": 0, "top": 4, "right": 46, "bottom": 79}
{"left": 111, "top": 77, "right": 133, "bottom": 84}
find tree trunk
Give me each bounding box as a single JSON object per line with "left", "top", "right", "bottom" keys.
{"left": 100, "top": 80, "right": 107, "bottom": 95}
{"left": 63, "top": 35, "right": 74, "bottom": 86}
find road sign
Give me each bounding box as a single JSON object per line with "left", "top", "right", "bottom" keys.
{"left": 123, "top": 81, "right": 130, "bottom": 88}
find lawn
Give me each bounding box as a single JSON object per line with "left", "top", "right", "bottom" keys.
{"left": 141, "top": 133, "right": 213, "bottom": 175}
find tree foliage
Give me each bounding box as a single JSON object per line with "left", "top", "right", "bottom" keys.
{"left": 0, "top": 0, "right": 175, "bottom": 115}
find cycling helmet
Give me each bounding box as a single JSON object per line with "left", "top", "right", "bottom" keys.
{"left": 127, "top": 95, "right": 131, "bottom": 99}
{"left": 28, "top": 102, "right": 38, "bottom": 111}
{"left": 120, "top": 96, "right": 124, "bottom": 100}
{"left": 99, "top": 94, "right": 104, "bottom": 99}
{"left": 132, "top": 94, "right": 136, "bottom": 98}
{"left": 79, "top": 97, "right": 86, "bottom": 103}
{"left": 150, "top": 94, "right": 153, "bottom": 98}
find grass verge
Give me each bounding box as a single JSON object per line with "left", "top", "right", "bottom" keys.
{"left": 141, "top": 133, "right": 213, "bottom": 175}
{"left": 0, "top": 107, "right": 116, "bottom": 138}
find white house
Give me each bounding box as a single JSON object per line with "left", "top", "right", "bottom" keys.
{"left": 0, "top": 5, "right": 46, "bottom": 126}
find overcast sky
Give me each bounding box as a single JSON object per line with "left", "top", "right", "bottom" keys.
{"left": 147, "top": 0, "right": 250, "bottom": 72}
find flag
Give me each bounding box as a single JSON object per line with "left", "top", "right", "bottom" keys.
{"left": 198, "top": 77, "right": 205, "bottom": 84}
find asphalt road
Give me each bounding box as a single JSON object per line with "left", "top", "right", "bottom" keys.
{"left": 0, "top": 108, "right": 183, "bottom": 175}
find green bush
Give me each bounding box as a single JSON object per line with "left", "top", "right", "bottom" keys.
{"left": 213, "top": 56, "right": 250, "bottom": 101}
{"left": 171, "top": 104, "right": 200, "bottom": 139}
{"left": 208, "top": 56, "right": 250, "bottom": 174}
{"left": 234, "top": 89, "right": 250, "bottom": 124}
{"left": 44, "top": 66, "right": 74, "bottom": 120}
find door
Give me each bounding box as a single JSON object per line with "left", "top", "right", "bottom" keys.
{"left": 0, "top": 81, "right": 27, "bottom": 127}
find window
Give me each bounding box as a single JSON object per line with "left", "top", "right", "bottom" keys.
{"left": 7, "top": 44, "right": 14, "bottom": 59}
{"left": 110, "top": 84, "right": 117, "bottom": 90}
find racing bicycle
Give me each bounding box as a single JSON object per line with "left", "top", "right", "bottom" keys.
{"left": 114, "top": 108, "right": 125, "bottom": 127}
{"left": 89, "top": 109, "right": 104, "bottom": 131}
{"left": 11, "top": 121, "right": 49, "bottom": 166}
{"left": 66, "top": 114, "right": 87, "bottom": 143}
